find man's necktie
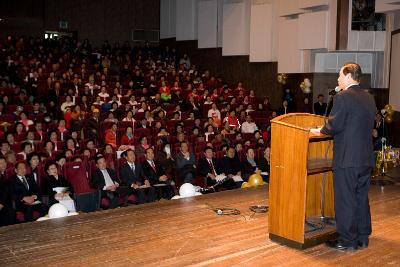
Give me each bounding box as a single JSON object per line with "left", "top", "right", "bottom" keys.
{"left": 150, "top": 161, "right": 156, "bottom": 172}
{"left": 22, "top": 176, "right": 29, "bottom": 190}
{"left": 209, "top": 160, "right": 216, "bottom": 175}
{"left": 131, "top": 164, "right": 135, "bottom": 173}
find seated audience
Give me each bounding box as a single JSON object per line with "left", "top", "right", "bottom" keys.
{"left": 241, "top": 148, "right": 263, "bottom": 181}
{"left": 104, "top": 123, "right": 117, "bottom": 148}
{"left": 197, "top": 146, "right": 238, "bottom": 191}
{"left": 241, "top": 115, "right": 258, "bottom": 134}
{"left": 175, "top": 142, "right": 196, "bottom": 184}
{"left": 141, "top": 148, "right": 174, "bottom": 199}
{"left": 43, "top": 161, "right": 74, "bottom": 207}
{"left": 0, "top": 175, "right": 15, "bottom": 226}
{"left": 219, "top": 147, "right": 243, "bottom": 187}
{"left": 257, "top": 147, "right": 270, "bottom": 182}
{"left": 119, "top": 149, "right": 156, "bottom": 204}
{"left": 91, "top": 155, "right": 129, "bottom": 209}
{"left": 9, "top": 162, "right": 44, "bottom": 222}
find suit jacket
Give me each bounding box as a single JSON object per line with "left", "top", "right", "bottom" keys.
{"left": 321, "top": 85, "right": 376, "bottom": 169}
{"left": 197, "top": 157, "right": 220, "bottom": 177}
{"left": 87, "top": 117, "right": 99, "bottom": 131}
{"left": 9, "top": 174, "right": 41, "bottom": 210}
{"left": 220, "top": 156, "right": 241, "bottom": 176}
{"left": 91, "top": 168, "right": 119, "bottom": 190}
{"left": 314, "top": 102, "right": 327, "bottom": 116}
{"left": 0, "top": 179, "right": 12, "bottom": 209}
{"left": 141, "top": 160, "right": 166, "bottom": 185}
{"left": 241, "top": 159, "right": 260, "bottom": 180}
{"left": 43, "top": 175, "right": 74, "bottom": 204}
{"left": 119, "top": 162, "right": 146, "bottom": 186}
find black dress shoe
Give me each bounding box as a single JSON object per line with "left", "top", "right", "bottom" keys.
{"left": 357, "top": 241, "right": 369, "bottom": 249}
{"left": 326, "top": 239, "right": 357, "bottom": 251}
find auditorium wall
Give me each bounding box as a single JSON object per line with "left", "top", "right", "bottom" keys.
{"left": 0, "top": 0, "right": 45, "bottom": 39}
{"left": 43, "top": 0, "right": 159, "bottom": 46}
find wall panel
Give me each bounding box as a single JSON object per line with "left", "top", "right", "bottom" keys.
{"left": 250, "top": 2, "right": 273, "bottom": 62}
{"left": 222, "top": 0, "right": 251, "bottom": 56}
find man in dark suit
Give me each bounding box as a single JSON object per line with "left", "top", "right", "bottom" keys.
{"left": 314, "top": 94, "right": 328, "bottom": 116}
{"left": 47, "top": 81, "right": 64, "bottom": 104}
{"left": 141, "top": 148, "right": 174, "bottom": 199}
{"left": 319, "top": 62, "right": 376, "bottom": 251}
{"left": 86, "top": 110, "right": 100, "bottom": 140}
{"left": 119, "top": 149, "right": 156, "bottom": 204}
{"left": 91, "top": 155, "right": 129, "bottom": 209}
{"left": 197, "top": 146, "right": 238, "bottom": 191}
{"left": 9, "top": 162, "right": 44, "bottom": 222}
{"left": 0, "top": 177, "right": 15, "bottom": 226}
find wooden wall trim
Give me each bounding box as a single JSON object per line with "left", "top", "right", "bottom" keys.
{"left": 336, "top": 0, "right": 349, "bottom": 50}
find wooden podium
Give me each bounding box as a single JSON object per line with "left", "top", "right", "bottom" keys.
{"left": 268, "top": 113, "right": 336, "bottom": 249}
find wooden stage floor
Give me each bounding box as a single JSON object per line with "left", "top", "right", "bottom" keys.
{"left": 1, "top": 183, "right": 400, "bottom": 267}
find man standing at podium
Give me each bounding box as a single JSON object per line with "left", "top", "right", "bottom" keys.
{"left": 319, "top": 62, "right": 376, "bottom": 251}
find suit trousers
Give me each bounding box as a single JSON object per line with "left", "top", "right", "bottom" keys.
{"left": 132, "top": 187, "right": 157, "bottom": 204}
{"left": 102, "top": 186, "right": 130, "bottom": 209}
{"left": 333, "top": 166, "right": 372, "bottom": 246}
{"left": 0, "top": 207, "right": 15, "bottom": 226}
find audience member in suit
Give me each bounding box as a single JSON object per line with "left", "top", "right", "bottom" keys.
{"left": 119, "top": 149, "right": 156, "bottom": 204}
{"left": 141, "top": 148, "right": 174, "bottom": 199}
{"left": 374, "top": 112, "right": 385, "bottom": 138}
{"left": 91, "top": 155, "right": 129, "bottom": 209}
{"left": 43, "top": 161, "right": 74, "bottom": 207}
{"left": 256, "top": 147, "right": 271, "bottom": 183}
{"left": 197, "top": 146, "right": 239, "bottom": 191}
{"left": 0, "top": 157, "right": 8, "bottom": 181}
{"left": 277, "top": 100, "right": 291, "bottom": 116}
{"left": 156, "top": 141, "right": 174, "bottom": 178}
{"left": 86, "top": 109, "right": 100, "bottom": 140}
{"left": 0, "top": 177, "right": 15, "bottom": 226}
{"left": 313, "top": 94, "right": 328, "bottom": 116}
{"left": 175, "top": 142, "right": 196, "bottom": 184}
{"left": 27, "top": 152, "right": 41, "bottom": 188}
{"left": 241, "top": 148, "right": 263, "bottom": 181}
{"left": 220, "top": 147, "right": 242, "bottom": 184}
{"left": 9, "top": 162, "right": 44, "bottom": 222}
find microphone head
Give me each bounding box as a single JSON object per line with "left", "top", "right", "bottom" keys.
{"left": 335, "top": 86, "right": 341, "bottom": 92}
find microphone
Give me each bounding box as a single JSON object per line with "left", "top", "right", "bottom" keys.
{"left": 328, "top": 86, "right": 341, "bottom": 95}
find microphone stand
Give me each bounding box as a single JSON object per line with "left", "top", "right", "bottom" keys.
{"left": 320, "top": 92, "right": 335, "bottom": 225}
{"left": 371, "top": 116, "right": 394, "bottom": 186}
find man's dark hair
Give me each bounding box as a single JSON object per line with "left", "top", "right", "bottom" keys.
{"left": 204, "top": 146, "right": 214, "bottom": 153}
{"left": 15, "top": 161, "right": 25, "bottom": 169}
{"left": 342, "top": 62, "right": 362, "bottom": 82}
{"left": 123, "top": 149, "right": 134, "bottom": 158}
{"left": 55, "top": 153, "right": 66, "bottom": 162}
{"left": 44, "top": 161, "right": 57, "bottom": 172}
{"left": 144, "top": 147, "right": 154, "bottom": 154}
{"left": 94, "top": 153, "right": 105, "bottom": 164}
{"left": 21, "top": 141, "right": 32, "bottom": 151}
{"left": 27, "top": 152, "right": 39, "bottom": 164}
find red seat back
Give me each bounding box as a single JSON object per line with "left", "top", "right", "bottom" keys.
{"left": 63, "top": 161, "right": 95, "bottom": 194}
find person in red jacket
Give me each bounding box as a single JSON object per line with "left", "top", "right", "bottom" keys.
{"left": 159, "top": 81, "right": 171, "bottom": 102}
{"left": 120, "top": 126, "right": 135, "bottom": 147}
{"left": 223, "top": 109, "right": 240, "bottom": 130}
{"left": 104, "top": 123, "right": 117, "bottom": 148}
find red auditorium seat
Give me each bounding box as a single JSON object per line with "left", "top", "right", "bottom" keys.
{"left": 16, "top": 211, "right": 41, "bottom": 223}
{"left": 134, "top": 128, "right": 151, "bottom": 137}
{"left": 63, "top": 161, "right": 100, "bottom": 212}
